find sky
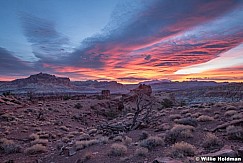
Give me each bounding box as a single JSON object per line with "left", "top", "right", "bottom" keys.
{"left": 0, "top": 0, "right": 243, "bottom": 83}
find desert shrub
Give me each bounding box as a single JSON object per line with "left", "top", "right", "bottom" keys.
{"left": 139, "top": 131, "right": 149, "bottom": 140}
{"left": 122, "top": 136, "right": 132, "bottom": 146}
{"left": 191, "top": 112, "right": 202, "bottom": 118}
{"left": 161, "top": 98, "right": 174, "bottom": 108}
{"left": 180, "top": 109, "right": 190, "bottom": 114}
{"left": 60, "top": 126, "right": 69, "bottom": 131}
{"left": 140, "top": 136, "right": 164, "bottom": 150}
{"left": 24, "top": 144, "right": 46, "bottom": 155}
{"left": 31, "top": 139, "right": 48, "bottom": 146}
{"left": 202, "top": 133, "right": 222, "bottom": 150}
{"left": 197, "top": 115, "right": 214, "bottom": 122}
{"left": 63, "top": 95, "right": 71, "bottom": 100}
{"left": 169, "top": 114, "right": 182, "bottom": 121}
{"left": 75, "top": 139, "right": 99, "bottom": 150}
{"left": 109, "top": 143, "right": 127, "bottom": 156}
{"left": 83, "top": 152, "right": 92, "bottom": 162}
{"left": 113, "top": 136, "right": 123, "bottom": 142}
{"left": 224, "top": 110, "right": 238, "bottom": 116}
{"left": 88, "top": 128, "right": 97, "bottom": 135}
{"left": 0, "top": 138, "right": 21, "bottom": 154}
{"left": 79, "top": 133, "right": 90, "bottom": 141}
{"left": 165, "top": 124, "right": 195, "bottom": 144}
{"left": 135, "top": 147, "right": 148, "bottom": 157}
{"left": 231, "top": 113, "right": 243, "bottom": 120}
{"left": 226, "top": 105, "right": 237, "bottom": 111}
{"left": 226, "top": 125, "right": 243, "bottom": 140}
{"left": 29, "top": 133, "right": 39, "bottom": 140}
{"left": 97, "top": 136, "right": 109, "bottom": 144}
{"left": 74, "top": 103, "right": 83, "bottom": 109}
{"left": 176, "top": 117, "right": 198, "bottom": 127}
{"left": 171, "top": 141, "right": 195, "bottom": 158}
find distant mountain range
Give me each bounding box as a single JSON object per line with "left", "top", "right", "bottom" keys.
{"left": 0, "top": 72, "right": 232, "bottom": 94}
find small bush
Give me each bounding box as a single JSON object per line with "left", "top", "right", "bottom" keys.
{"left": 31, "top": 139, "right": 48, "bottom": 146}
{"left": 169, "top": 114, "right": 182, "bottom": 121}
{"left": 75, "top": 139, "right": 99, "bottom": 150}
{"left": 113, "top": 136, "right": 123, "bottom": 142}
{"left": 24, "top": 144, "right": 47, "bottom": 155}
{"left": 171, "top": 141, "right": 195, "bottom": 158}
{"left": 109, "top": 143, "right": 127, "bottom": 156}
{"left": 226, "top": 125, "right": 243, "bottom": 140}
{"left": 74, "top": 103, "right": 83, "bottom": 109}
{"left": 176, "top": 117, "right": 198, "bottom": 127}
{"left": 60, "top": 126, "right": 69, "bottom": 131}
{"left": 231, "top": 113, "right": 243, "bottom": 120}
{"left": 165, "top": 125, "right": 195, "bottom": 144}
{"left": 122, "top": 136, "right": 132, "bottom": 146}
{"left": 224, "top": 110, "right": 238, "bottom": 117}
{"left": 139, "top": 131, "right": 149, "bottom": 140}
{"left": 0, "top": 138, "right": 21, "bottom": 154}
{"left": 202, "top": 133, "right": 222, "bottom": 150}
{"left": 135, "top": 147, "right": 148, "bottom": 157}
{"left": 161, "top": 99, "right": 174, "bottom": 108}
{"left": 140, "top": 136, "right": 163, "bottom": 150}
{"left": 191, "top": 113, "right": 202, "bottom": 118}
{"left": 197, "top": 115, "right": 214, "bottom": 122}
{"left": 97, "top": 136, "right": 109, "bottom": 144}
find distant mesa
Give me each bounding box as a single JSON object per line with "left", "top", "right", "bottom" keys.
{"left": 11, "top": 72, "right": 71, "bottom": 87}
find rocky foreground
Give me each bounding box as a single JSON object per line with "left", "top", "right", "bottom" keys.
{"left": 0, "top": 89, "right": 243, "bottom": 163}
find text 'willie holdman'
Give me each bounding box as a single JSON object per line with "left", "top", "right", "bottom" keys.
{"left": 197, "top": 156, "right": 242, "bottom": 162}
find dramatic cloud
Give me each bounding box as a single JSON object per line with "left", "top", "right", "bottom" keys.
{"left": 0, "top": 47, "right": 35, "bottom": 76}
{"left": 20, "top": 14, "right": 72, "bottom": 61}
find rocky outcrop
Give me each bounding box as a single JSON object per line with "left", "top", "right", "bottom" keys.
{"left": 130, "top": 84, "right": 152, "bottom": 96}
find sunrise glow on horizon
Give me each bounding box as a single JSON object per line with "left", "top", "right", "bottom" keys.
{"left": 0, "top": 0, "right": 243, "bottom": 84}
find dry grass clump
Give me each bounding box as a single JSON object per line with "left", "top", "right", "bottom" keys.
{"left": 109, "top": 143, "right": 127, "bottom": 156}
{"left": 97, "top": 136, "right": 109, "bottom": 144}
{"left": 122, "top": 136, "right": 132, "bottom": 146}
{"left": 79, "top": 133, "right": 90, "bottom": 141}
{"left": 135, "top": 147, "right": 149, "bottom": 157}
{"left": 226, "top": 125, "right": 243, "bottom": 140}
{"left": 24, "top": 144, "right": 47, "bottom": 155}
{"left": 29, "top": 133, "right": 40, "bottom": 140}
{"left": 171, "top": 141, "right": 195, "bottom": 158}
{"left": 0, "top": 138, "right": 21, "bottom": 154}
{"left": 169, "top": 114, "right": 182, "bottom": 121}
{"left": 197, "top": 115, "right": 214, "bottom": 122}
{"left": 60, "top": 126, "right": 69, "bottom": 131}
{"left": 231, "top": 113, "right": 243, "bottom": 120}
{"left": 31, "top": 139, "right": 48, "bottom": 146}
{"left": 224, "top": 110, "right": 238, "bottom": 117}
{"left": 140, "top": 136, "right": 164, "bottom": 150}
{"left": 202, "top": 133, "right": 223, "bottom": 150}
{"left": 191, "top": 112, "right": 202, "bottom": 118}
{"left": 165, "top": 124, "right": 195, "bottom": 144}
{"left": 75, "top": 139, "right": 99, "bottom": 150}
{"left": 226, "top": 105, "right": 237, "bottom": 111}
{"left": 181, "top": 109, "right": 189, "bottom": 114}
{"left": 139, "top": 131, "right": 149, "bottom": 140}
{"left": 113, "top": 136, "right": 123, "bottom": 142}
{"left": 175, "top": 117, "right": 198, "bottom": 127}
